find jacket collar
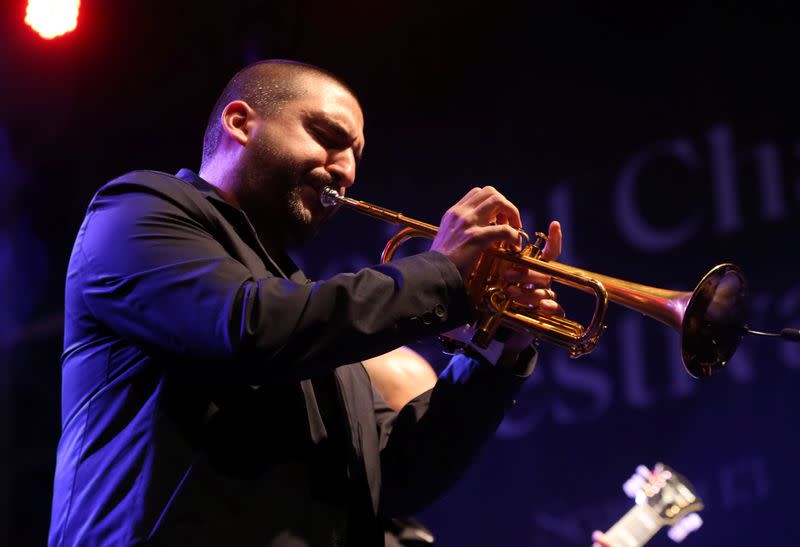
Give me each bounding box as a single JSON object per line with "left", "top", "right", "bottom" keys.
{"left": 174, "top": 169, "right": 307, "bottom": 283}
{"left": 175, "top": 168, "right": 235, "bottom": 208}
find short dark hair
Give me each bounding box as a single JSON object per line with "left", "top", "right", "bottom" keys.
{"left": 201, "top": 60, "right": 356, "bottom": 167}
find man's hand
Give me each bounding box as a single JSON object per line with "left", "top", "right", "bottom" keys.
{"left": 440, "top": 219, "right": 565, "bottom": 365}
{"left": 499, "top": 219, "right": 563, "bottom": 361}
{"left": 430, "top": 186, "right": 524, "bottom": 281}
{"left": 504, "top": 220, "right": 563, "bottom": 314}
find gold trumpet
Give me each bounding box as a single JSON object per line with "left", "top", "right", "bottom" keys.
{"left": 320, "top": 188, "right": 747, "bottom": 378}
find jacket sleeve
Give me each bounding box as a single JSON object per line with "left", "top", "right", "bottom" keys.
{"left": 76, "top": 180, "right": 470, "bottom": 384}
{"left": 376, "top": 353, "right": 534, "bottom": 516}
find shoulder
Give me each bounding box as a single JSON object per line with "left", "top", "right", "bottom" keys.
{"left": 89, "top": 170, "right": 216, "bottom": 219}
{"left": 98, "top": 170, "right": 201, "bottom": 202}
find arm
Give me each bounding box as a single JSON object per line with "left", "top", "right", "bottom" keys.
{"left": 77, "top": 180, "right": 469, "bottom": 384}
{"left": 364, "top": 346, "right": 535, "bottom": 515}
{"left": 376, "top": 351, "right": 534, "bottom": 515}
{"left": 372, "top": 221, "right": 562, "bottom": 515}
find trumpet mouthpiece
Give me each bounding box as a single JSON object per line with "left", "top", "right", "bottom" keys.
{"left": 320, "top": 187, "right": 341, "bottom": 208}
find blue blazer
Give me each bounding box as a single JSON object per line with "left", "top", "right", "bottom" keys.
{"left": 49, "top": 169, "right": 531, "bottom": 546}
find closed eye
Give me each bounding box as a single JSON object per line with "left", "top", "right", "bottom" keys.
{"left": 308, "top": 119, "right": 363, "bottom": 164}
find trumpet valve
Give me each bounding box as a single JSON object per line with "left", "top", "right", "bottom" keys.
{"left": 529, "top": 231, "right": 548, "bottom": 258}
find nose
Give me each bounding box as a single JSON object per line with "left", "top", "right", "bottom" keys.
{"left": 326, "top": 148, "right": 357, "bottom": 190}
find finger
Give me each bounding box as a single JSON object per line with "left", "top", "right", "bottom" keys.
{"left": 459, "top": 186, "right": 521, "bottom": 229}
{"left": 459, "top": 185, "right": 497, "bottom": 207}
{"left": 505, "top": 267, "right": 551, "bottom": 287}
{"left": 452, "top": 186, "right": 483, "bottom": 208}
{"left": 494, "top": 211, "right": 510, "bottom": 227}
{"left": 541, "top": 220, "right": 562, "bottom": 261}
{"left": 505, "top": 286, "right": 550, "bottom": 303}
{"left": 501, "top": 287, "right": 564, "bottom": 316}
{"left": 471, "top": 189, "right": 522, "bottom": 229}
{"left": 440, "top": 187, "right": 484, "bottom": 230}
{"left": 539, "top": 299, "right": 565, "bottom": 316}
{"left": 445, "top": 188, "right": 499, "bottom": 229}
{"left": 503, "top": 286, "right": 552, "bottom": 304}
{"left": 472, "top": 223, "right": 521, "bottom": 247}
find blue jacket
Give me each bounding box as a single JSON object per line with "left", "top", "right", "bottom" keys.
{"left": 49, "top": 169, "right": 531, "bottom": 546}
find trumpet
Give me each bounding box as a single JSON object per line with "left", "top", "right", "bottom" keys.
{"left": 320, "top": 187, "right": 747, "bottom": 378}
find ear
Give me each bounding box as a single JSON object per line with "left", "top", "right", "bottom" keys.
{"left": 220, "top": 100, "right": 257, "bottom": 146}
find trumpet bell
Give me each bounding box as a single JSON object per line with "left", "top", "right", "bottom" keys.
{"left": 680, "top": 264, "right": 747, "bottom": 378}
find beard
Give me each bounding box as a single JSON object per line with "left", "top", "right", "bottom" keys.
{"left": 241, "top": 144, "right": 336, "bottom": 250}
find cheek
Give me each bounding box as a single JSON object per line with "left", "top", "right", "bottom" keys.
{"left": 264, "top": 126, "right": 326, "bottom": 164}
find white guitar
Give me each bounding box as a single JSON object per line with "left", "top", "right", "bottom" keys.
{"left": 594, "top": 463, "right": 704, "bottom": 547}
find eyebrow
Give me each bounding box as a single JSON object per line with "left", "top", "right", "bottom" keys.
{"left": 313, "top": 115, "right": 364, "bottom": 163}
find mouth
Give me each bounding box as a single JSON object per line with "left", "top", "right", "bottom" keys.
{"left": 300, "top": 182, "right": 336, "bottom": 220}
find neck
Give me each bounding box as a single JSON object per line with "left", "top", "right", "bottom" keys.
{"left": 210, "top": 184, "right": 241, "bottom": 209}
{"left": 199, "top": 163, "right": 242, "bottom": 209}
{"left": 602, "top": 504, "right": 662, "bottom": 547}
{"left": 199, "top": 161, "right": 297, "bottom": 260}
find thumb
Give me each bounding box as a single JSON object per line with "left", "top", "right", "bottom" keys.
{"left": 541, "top": 220, "right": 562, "bottom": 261}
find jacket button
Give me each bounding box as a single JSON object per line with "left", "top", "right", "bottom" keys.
{"left": 433, "top": 304, "right": 447, "bottom": 319}
{"left": 421, "top": 311, "right": 434, "bottom": 325}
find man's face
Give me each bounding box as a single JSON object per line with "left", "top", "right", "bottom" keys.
{"left": 240, "top": 75, "right": 365, "bottom": 249}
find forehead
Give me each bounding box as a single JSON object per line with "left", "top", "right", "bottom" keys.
{"left": 292, "top": 75, "right": 364, "bottom": 134}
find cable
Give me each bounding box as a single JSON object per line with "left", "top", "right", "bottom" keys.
{"left": 744, "top": 327, "right": 800, "bottom": 342}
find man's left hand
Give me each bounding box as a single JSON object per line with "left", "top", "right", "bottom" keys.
{"left": 499, "top": 219, "right": 563, "bottom": 357}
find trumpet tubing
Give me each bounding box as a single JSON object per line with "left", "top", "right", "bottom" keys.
{"left": 321, "top": 187, "right": 747, "bottom": 378}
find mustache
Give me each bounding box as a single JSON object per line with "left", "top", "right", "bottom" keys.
{"left": 304, "top": 171, "right": 341, "bottom": 191}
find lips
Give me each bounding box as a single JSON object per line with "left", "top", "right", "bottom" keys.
{"left": 298, "top": 183, "right": 331, "bottom": 220}
{"left": 299, "top": 172, "right": 340, "bottom": 219}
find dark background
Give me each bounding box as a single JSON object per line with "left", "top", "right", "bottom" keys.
{"left": 2, "top": 1, "right": 799, "bottom": 545}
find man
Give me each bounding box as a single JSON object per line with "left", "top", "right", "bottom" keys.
{"left": 49, "top": 60, "right": 562, "bottom": 546}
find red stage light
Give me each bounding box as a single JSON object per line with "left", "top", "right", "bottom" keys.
{"left": 25, "top": 0, "right": 80, "bottom": 40}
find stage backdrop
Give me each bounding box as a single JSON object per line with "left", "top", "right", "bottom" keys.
{"left": 295, "top": 117, "right": 800, "bottom": 547}
{"left": 1, "top": 2, "right": 799, "bottom": 546}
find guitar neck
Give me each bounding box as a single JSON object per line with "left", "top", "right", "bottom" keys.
{"left": 603, "top": 504, "right": 663, "bottom": 547}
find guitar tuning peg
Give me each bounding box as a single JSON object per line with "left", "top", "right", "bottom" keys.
{"left": 622, "top": 464, "right": 652, "bottom": 498}
{"left": 667, "top": 513, "right": 703, "bottom": 543}
{"left": 682, "top": 513, "right": 703, "bottom": 533}
{"left": 636, "top": 465, "right": 652, "bottom": 478}
{"left": 623, "top": 474, "right": 646, "bottom": 498}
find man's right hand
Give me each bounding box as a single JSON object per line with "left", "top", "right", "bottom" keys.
{"left": 430, "top": 186, "right": 523, "bottom": 280}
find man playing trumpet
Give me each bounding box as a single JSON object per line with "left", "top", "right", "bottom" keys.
{"left": 49, "top": 59, "right": 561, "bottom": 546}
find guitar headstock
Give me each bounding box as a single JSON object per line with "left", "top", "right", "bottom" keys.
{"left": 623, "top": 463, "right": 704, "bottom": 541}
{"left": 597, "top": 463, "right": 704, "bottom": 547}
